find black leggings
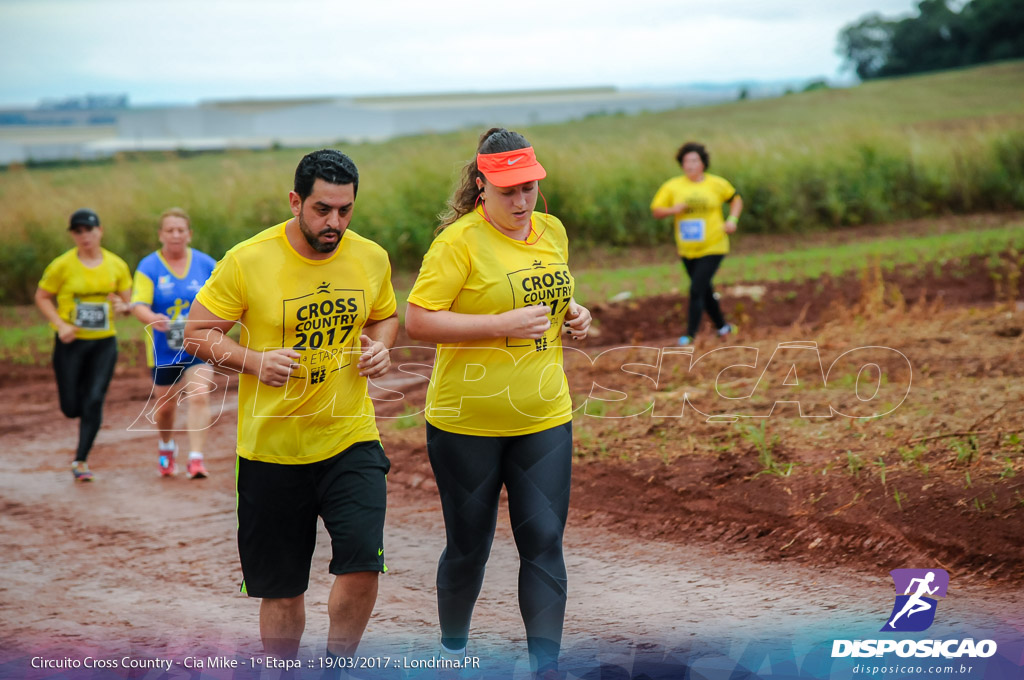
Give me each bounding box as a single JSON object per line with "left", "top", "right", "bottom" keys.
{"left": 52, "top": 336, "right": 118, "bottom": 462}
{"left": 426, "top": 421, "right": 572, "bottom": 671}
{"left": 682, "top": 254, "right": 727, "bottom": 337}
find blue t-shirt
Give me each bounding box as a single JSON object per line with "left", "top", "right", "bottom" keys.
{"left": 131, "top": 249, "right": 218, "bottom": 367}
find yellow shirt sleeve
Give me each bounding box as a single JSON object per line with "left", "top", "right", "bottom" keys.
{"left": 195, "top": 253, "right": 247, "bottom": 321}
{"left": 650, "top": 179, "right": 677, "bottom": 210}
{"left": 116, "top": 258, "right": 132, "bottom": 292}
{"left": 38, "top": 254, "right": 67, "bottom": 294}
{"left": 718, "top": 176, "right": 738, "bottom": 202}
{"left": 131, "top": 270, "right": 155, "bottom": 306}
{"left": 407, "top": 239, "right": 471, "bottom": 311}
{"left": 369, "top": 258, "right": 397, "bottom": 321}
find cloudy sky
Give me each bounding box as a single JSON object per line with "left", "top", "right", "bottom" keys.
{"left": 0, "top": 0, "right": 918, "bottom": 107}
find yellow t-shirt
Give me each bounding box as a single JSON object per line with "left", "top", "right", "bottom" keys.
{"left": 650, "top": 173, "right": 737, "bottom": 258}
{"left": 195, "top": 221, "right": 397, "bottom": 464}
{"left": 408, "top": 208, "right": 575, "bottom": 437}
{"left": 37, "top": 248, "right": 132, "bottom": 340}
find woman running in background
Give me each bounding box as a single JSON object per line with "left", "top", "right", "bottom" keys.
{"left": 131, "top": 207, "right": 218, "bottom": 478}
{"left": 34, "top": 208, "right": 132, "bottom": 482}
{"left": 651, "top": 141, "right": 743, "bottom": 346}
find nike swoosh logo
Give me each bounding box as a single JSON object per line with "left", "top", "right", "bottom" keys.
{"left": 507, "top": 157, "right": 522, "bottom": 165}
{"left": 378, "top": 548, "right": 384, "bottom": 556}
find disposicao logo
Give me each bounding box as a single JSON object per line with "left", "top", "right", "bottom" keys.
{"left": 831, "top": 568, "right": 998, "bottom": 659}
{"left": 882, "top": 568, "right": 948, "bottom": 632}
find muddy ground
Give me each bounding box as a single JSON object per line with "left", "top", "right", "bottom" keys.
{"left": 1, "top": 243, "right": 1022, "bottom": 678}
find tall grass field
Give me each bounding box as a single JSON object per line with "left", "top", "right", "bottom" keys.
{"left": 0, "top": 60, "right": 1022, "bottom": 304}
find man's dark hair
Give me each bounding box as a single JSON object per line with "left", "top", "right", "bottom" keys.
{"left": 294, "top": 149, "right": 359, "bottom": 200}
{"left": 675, "top": 141, "right": 710, "bottom": 170}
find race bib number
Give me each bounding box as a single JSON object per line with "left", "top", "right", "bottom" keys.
{"left": 678, "top": 219, "right": 706, "bottom": 242}
{"left": 74, "top": 301, "right": 110, "bottom": 331}
{"left": 166, "top": 319, "right": 186, "bottom": 350}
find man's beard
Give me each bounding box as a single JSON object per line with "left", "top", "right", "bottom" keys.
{"left": 298, "top": 214, "right": 342, "bottom": 254}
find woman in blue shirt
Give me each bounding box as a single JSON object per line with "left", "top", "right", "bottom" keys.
{"left": 131, "top": 208, "right": 218, "bottom": 479}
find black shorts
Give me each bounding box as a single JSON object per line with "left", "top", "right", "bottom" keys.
{"left": 151, "top": 357, "right": 207, "bottom": 386}
{"left": 236, "top": 440, "right": 391, "bottom": 599}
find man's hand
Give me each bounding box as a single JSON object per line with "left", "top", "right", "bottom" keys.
{"left": 257, "top": 348, "right": 302, "bottom": 387}
{"left": 357, "top": 334, "right": 391, "bottom": 378}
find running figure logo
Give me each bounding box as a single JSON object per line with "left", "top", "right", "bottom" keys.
{"left": 881, "top": 568, "right": 949, "bottom": 632}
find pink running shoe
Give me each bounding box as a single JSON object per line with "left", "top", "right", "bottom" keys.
{"left": 158, "top": 445, "right": 177, "bottom": 477}
{"left": 187, "top": 456, "right": 208, "bottom": 479}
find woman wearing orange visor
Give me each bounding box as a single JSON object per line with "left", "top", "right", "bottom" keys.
{"left": 407, "top": 127, "right": 591, "bottom": 677}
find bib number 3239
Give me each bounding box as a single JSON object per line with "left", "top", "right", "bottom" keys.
{"left": 74, "top": 301, "right": 110, "bottom": 331}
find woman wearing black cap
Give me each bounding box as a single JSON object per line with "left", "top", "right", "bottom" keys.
{"left": 34, "top": 208, "right": 132, "bottom": 481}
{"left": 406, "top": 128, "right": 591, "bottom": 678}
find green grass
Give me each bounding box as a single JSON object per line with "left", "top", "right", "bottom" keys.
{"left": 1, "top": 61, "right": 1023, "bottom": 304}
{"left": 574, "top": 221, "right": 1024, "bottom": 303}
{"left": 0, "top": 309, "right": 150, "bottom": 364}
{"left": 4, "top": 218, "right": 1020, "bottom": 362}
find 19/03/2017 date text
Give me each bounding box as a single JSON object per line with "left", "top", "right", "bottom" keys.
{"left": 319, "top": 656, "right": 482, "bottom": 670}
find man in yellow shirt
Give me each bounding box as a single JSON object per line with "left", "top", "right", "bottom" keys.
{"left": 184, "top": 150, "right": 398, "bottom": 665}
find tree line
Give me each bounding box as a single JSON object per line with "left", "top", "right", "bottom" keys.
{"left": 839, "top": 0, "right": 1024, "bottom": 80}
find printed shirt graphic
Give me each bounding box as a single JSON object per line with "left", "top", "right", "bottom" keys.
{"left": 195, "top": 222, "right": 397, "bottom": 464}
{"left": 37, "top": 248, "right": 133, "bottom": 340}
{"left": 881, "top": 568, "right": 949, "bottom": 632}
{"left": 408, "top": 208, "right": 575, "bottom": 436}
{"left": 131, "top": 248, "right": 218, "bottom": 367}
{"left": 650, "top": 173, "right": 737, "bottom": 258}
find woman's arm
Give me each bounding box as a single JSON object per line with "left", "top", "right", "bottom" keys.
{"left": 131, "top": 303, "right": 170, "bottom": 332}
{"left": 34, "top": 287, "right": 77, "bottom": 343}
{"left": 724, "top": 195, "right": 744, "bottom": 234}
{"left": 652, "top": 203, "right": 686, "bottom": 219}
{"left": 405, "top": 303, "right": 552, "bottom": 344}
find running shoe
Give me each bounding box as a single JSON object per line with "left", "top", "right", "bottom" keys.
{"left": 717, "top": 323, "right": 736, "bottom": 337}
{"left": 677, "top": 335, "right": 693, "bottom": 346}
{"left": 158, "top": 445, "right": 177, "bottom": 477}
{"left": 187, "top": 455, "right": 208, "bottom": 479}
{"left": 71, "top": 461, "right": 93, "bottom": 482}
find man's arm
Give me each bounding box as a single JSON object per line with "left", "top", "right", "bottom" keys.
{"left": 357, "top": 312, "right": 398, "bottom": 379}
{"left": 183, "top": 300, "right": 299, "bottom": 387}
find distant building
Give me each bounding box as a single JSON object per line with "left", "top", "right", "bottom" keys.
{"left": 0, "top": 86, "right": 728, "bottom": 165}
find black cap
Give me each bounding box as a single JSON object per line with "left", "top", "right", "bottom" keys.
{"left": 69, "top": 208, "right": 101, "bottom": 230}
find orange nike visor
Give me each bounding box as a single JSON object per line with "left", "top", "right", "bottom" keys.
{"left": 477, "top": 147, "right": 547, "bottom": 187}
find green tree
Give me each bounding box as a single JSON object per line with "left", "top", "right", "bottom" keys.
{"left": 838, "top": 0, "right": 1024, "bottom": 79}
{"left": 961, "top": 0, "right": 1024, "bottom": 63}
{"left": 838, "top": 12, "right": 895, "bottom": 80}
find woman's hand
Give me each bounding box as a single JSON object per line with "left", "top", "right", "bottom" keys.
{"left": 563, "top": 300, "right": 591, "bottom": 340}
{"left": 56, "top": 320, "right": 78, "bottom": 344}
{"left": 108, "top": 292, "right": 131, "bottom": 316}
{"left": 498, "top": 305, "right": 551, "bottom": 339}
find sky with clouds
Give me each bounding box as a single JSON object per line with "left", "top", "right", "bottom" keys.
{"left": 0, "top": 0, "right": 920, "bottom": 107}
